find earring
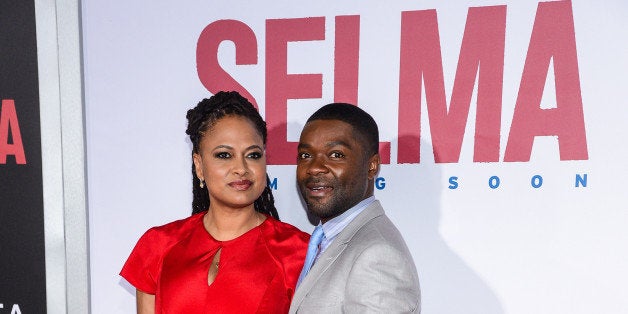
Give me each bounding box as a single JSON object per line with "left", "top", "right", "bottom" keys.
{"left": 199, "top": 180, "right": 205, "bottom": 188}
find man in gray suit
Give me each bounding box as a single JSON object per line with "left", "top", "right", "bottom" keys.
{"left": 290, "top": 103, "right": 420, "bottom": 313}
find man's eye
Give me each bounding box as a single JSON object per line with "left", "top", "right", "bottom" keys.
{"left": 330, "top": 151, "right": 345, "bottom": 158}
{"left": 247, "top": 152, "right": 263, "bottom": 159}
{"left": 297, "top": 152, "right": 310, "bottom": 160}
{"left": 215, "top": 152, "right": 231, "bottom": 159}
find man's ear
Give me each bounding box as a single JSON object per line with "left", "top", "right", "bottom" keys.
{"left": 367, "top": 153, "right": 381, "bottom": 180}
{"left": 192, "top": 153, "right": 204, "bottom": 181}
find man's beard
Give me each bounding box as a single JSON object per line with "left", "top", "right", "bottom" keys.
{"left": 300, "top": 177, "right": 366, "bottom": 221}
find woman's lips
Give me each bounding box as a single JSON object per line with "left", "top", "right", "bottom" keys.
{"left": 229, "top": 180, "right": 252, "bottom": 191}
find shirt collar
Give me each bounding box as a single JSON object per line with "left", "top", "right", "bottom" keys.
{"left": 319, "top": 196, "right": 376, "bottom": 249}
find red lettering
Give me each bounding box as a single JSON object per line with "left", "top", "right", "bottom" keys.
{"left": 333, "top": 15, "right": 360, "bottom": 105}
{"left": 398, "top": 10, "right": 432, "bottom": 164}
{"left": 266, "top": 17, "right": 325, "bottom": 165}
{"left": 0, "top": 99, "right": 26, "bottom": 164}
{"left": 504, "top": 1, "right": 588, "bottom": 161}
{"left": 196, "top": 3, "right": 588, "bottom": 165}
{"left": 197, "top": 19, "right": 259, "bottom": 106}
{"left": 334, "top": 15, "right": 391, "bottom": 164}
{"left": 398, "top": 6, "right": 506, "bottom": 163}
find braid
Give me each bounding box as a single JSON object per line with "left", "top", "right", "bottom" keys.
{"left": 186, "top": 91, "right": 279, "bottom": 220}
{"left": 254, "top": 175, "right": 279, "bottom": 220}
{"left": 191, "top": 164, "right": 210, "bottom": 215}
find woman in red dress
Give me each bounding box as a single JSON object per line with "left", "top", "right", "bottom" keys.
{"left": 121, "top": 91, "right": 308, "bottom": 313}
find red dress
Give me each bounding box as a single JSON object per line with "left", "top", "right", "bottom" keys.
{"left": 120, "top": 213, "right": 308, "bottom": 313}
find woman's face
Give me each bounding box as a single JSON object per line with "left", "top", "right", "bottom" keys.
{"left": 193, "top": 115, "right": 266, "bottom": 212}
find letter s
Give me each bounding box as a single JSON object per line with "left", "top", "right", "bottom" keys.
{"left": 448, "top": 176, "right": 459, "bottom": 189}
{"left": 197, "top": 20, "right": 259, "bottom": 107}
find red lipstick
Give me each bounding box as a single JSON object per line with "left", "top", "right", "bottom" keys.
{"left": 229, "top": 179, "right": 252, "bottom": 191}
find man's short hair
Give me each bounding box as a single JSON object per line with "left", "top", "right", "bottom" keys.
{"left": 306, "top": 103, "right": 379, "bottom": 157}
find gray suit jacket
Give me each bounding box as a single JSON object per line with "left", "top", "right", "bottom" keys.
{"left": 289, "top": 201, "right": 420, "bottom": 313}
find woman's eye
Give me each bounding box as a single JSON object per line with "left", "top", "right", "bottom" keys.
{"left": 247, "top": 152, "right": 263, "bottom": 159}
{"left": 215, "top": 152, "right": 231, "bottom": 159}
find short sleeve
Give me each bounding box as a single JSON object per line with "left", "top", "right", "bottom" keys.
{"left": 262, "top": 218, "right": 309, "bottom": 292}
{"left": 120, "top": 228, "right": 167, "bottom": 294}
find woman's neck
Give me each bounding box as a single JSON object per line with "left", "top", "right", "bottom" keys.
{"left": 203, "top": 206, "right": 264, "bottom": 241}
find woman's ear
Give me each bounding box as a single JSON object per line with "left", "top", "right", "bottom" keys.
{"left": 192, "top": 153, "right": 204, "bottom": 181}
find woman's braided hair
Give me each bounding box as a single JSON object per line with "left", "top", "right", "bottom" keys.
{"left": 185, "top": 91, "right": 279, "bottom": 219}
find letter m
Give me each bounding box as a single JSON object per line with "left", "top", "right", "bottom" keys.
{"left": 398, "top": 6, "right": 506, "bottom": 163}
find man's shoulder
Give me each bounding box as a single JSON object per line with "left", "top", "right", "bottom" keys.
{"left": 350, "top": 210, "right": 408, "bottom": 250}
{"left": 334, "top": 201, "right": 410, "bottom": 258}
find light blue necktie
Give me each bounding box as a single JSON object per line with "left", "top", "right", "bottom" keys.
{"left": 297, "top": 225, "right": 325, "bottom": 287}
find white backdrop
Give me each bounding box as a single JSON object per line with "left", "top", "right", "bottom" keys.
{"left": 82, "top": 1, "right": 628, "bottom": 313}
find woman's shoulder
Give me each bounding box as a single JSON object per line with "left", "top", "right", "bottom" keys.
{"left": 260, "top": 218, "right": 309, "bottom": 285}
{"left": 262, "top": 217, "right": 309, "bottom": 246}
{"left": 141, "top": 212, "right": 205, "bottom": 244}
{"left": 121, "top": 212, "right": 205, "bottom": 292}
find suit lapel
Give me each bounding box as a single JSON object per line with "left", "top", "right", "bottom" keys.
{"left": 291, "top": 201, "right": 385, "bottom": 310}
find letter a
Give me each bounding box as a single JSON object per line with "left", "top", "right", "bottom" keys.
{"left": 0, "top": 99, "right": 27, "bottom": 164}
{"left": 504, "top": 1, "right": 588, "bottom": 161}
{"left": 11, "top": 304, "right": 23, "bottom": 314}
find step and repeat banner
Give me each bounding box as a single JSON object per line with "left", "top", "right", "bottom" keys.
{"left": 0, "top": 1, "right": 46, "bottom": 313}
{"left": 83, "top": 1, "right": 628, "bottom": 313}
